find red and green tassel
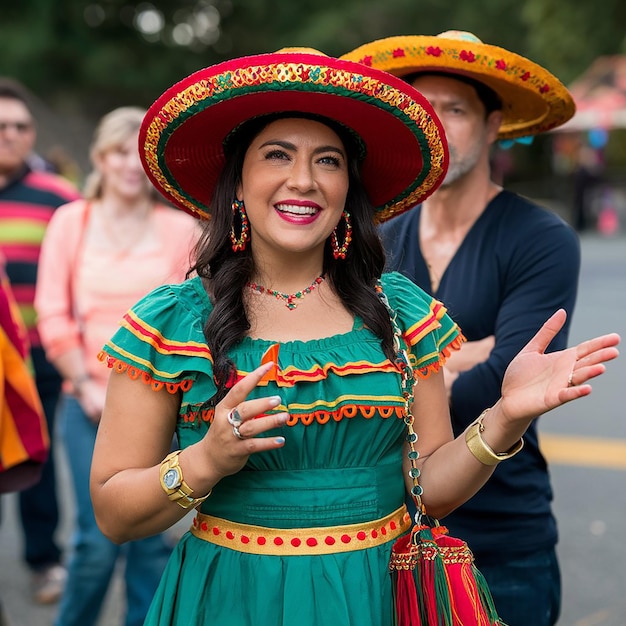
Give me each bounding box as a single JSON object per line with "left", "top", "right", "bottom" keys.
{"left": 390, "top": 523, "right": 507, "bottom": 626}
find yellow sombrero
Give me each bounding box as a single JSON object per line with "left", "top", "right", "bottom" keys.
{"left": 341, "top": 31, "right": 576, "bottom": 139}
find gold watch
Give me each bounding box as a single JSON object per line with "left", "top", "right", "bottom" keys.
{"left": 464, "top": 410, "right": 524, "bottom": 466}
{"left": 159, "top": 450, "right": 211, "bottom": 509}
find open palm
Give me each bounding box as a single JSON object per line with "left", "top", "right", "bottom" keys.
{"left": 500, "top": 309, "right": 620, "bottom": 422}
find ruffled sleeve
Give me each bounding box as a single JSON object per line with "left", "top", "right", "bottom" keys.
{"left": 98, "top": 278, "right": 216, "bottom": 399}
{"left": 380, "top": 272, "right": 464, "bottom": 378}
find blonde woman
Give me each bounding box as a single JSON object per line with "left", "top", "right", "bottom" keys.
{"left": 35, "top": 107, "right": 199, "bottom": 626}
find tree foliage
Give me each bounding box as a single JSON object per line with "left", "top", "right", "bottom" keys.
{"left": 3, "top": 0, "right": 622, "bottom": 118}
{"left": 522, "top": 0, "right": 626, "bottom": 84}
{"left": 1, "top": 0, "right": 624, "bottom": 181}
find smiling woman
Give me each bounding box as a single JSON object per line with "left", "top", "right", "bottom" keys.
{"left": 237, "top": 117, "right": 349, "bottom": 267}
{"left": 87, "top": 51, "right": 619, "bottom": 626}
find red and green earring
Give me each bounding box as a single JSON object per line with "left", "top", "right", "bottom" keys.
{"left": 230, "top": 198, "right": 250, "bottom": 252}
{"left": 330, "top": 210, "right": 352, "bottom": 259}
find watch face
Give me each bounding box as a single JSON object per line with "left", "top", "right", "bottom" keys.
{"left": 163, "top": 468, "right": 182, "bottom": 490}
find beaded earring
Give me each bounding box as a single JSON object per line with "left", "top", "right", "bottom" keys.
{"left": 230, "top": 198, "right": 250, "bottom": 252}
{"left": 330, "top": 210, "right": 353, "bottom": 260}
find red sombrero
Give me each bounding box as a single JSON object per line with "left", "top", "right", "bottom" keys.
{"left": 139, "top": 51, "right": 448, "bottom": 222}
{"left": 341, "top": 31, "right": 576, "bottom": 139}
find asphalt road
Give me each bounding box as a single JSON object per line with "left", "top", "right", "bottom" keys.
{"left": 1, "top": 232, "right": 625, "bottom": 626}
{"left": 539, "top": 232, "right": 626, "bottom": 626}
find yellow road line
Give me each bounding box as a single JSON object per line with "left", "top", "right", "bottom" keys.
{"left": 539, "top": 434, "right": 626, "bottom": 470}
{"left": 574, "top": 609, "right": 614, "bottom": 626}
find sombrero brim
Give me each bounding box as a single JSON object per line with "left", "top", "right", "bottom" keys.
{"left": 139, "top": 52, "right": 448, "bottom": 222}
{"left": 341, "top": 36, "right": 576, "bottom": 139}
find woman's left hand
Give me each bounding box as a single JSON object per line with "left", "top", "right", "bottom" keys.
{"left": 500, "top": 309, "right": 620, "bottom": 423}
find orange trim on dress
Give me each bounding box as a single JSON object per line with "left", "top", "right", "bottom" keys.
{"left": 191, "top": 506, "right": 412, "bottom": 556}
{"left": 181, "top": 404, "right": 406, "bottom": 425}
{"left": 413, "top": 333, "right": 466, "bottom": 379}
{"left": 98, "top": 329, "right": 464, "bottom": 399}
{"left": 98, "top": 351, "right": 193, "bottom": 394}
{"left": 241, "top": 359, "right": 401, "bottom": 387}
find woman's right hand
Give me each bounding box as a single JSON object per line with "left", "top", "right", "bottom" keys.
{"left": 499, "top": 309, "right": 619, "bottom": 424}
{"left": 200, "top": 361, "right": 288, "bottom": 480}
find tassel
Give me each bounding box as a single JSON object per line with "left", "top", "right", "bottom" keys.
{"left": 390, "top": 533, "right": 423, "bottom": 626}
{"left": 390, "top": 523, "right": 507, "bottom": 626}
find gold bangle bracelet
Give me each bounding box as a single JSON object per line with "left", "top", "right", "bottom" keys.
{"left": 464, "top": 409, "right": 524, "bottom": 466}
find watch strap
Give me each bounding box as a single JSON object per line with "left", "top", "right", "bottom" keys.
{"left": 159, "top": 450, "right": 211, "bottom": 509}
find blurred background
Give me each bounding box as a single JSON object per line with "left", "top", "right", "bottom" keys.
{"left": 1, "top": 0, "right": 626, "bottom": 237}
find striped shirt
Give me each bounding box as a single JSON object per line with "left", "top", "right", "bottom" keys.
{"left": 0, "top": 166, "right": 80, "bottom": 348}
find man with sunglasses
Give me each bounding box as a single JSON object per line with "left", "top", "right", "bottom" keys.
{"left": 0, "top": 78, "right": 79, "bottom": 605}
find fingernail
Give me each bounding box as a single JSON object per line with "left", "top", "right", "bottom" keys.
{"left": 274, "top": 437, "right": 285, "bottom": 445}
{"left": 268, "top": 395, "right": 282, "bottom": 407}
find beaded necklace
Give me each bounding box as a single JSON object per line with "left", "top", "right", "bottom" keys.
{"left": 246, "top": 275, "right": 325, "bottom": 310}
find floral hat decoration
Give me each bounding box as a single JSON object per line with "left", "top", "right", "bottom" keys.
{"left": 139, "top": 50, "right": 448, "bottom": 223}
{"left": 341, "top": 31, "right": 576, "bottom": 139}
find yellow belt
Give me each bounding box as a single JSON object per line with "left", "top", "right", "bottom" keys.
{"left": 190, "top": 505, "right": 411, "bottom": 556}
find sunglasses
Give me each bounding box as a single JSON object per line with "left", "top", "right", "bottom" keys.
{"left": 0, "top": 121, "right": 33, "bottom": 133}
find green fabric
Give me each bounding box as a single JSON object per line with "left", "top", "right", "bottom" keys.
{"left": 102, "top": 271, "right": 460, "bottom": 626}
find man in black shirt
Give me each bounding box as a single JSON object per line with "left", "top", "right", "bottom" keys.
{"left": 343, "top": 31, "right": 580, "bottom": 626}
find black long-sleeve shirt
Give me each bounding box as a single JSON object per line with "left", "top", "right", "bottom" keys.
{"left": 379, "top": 190, "right": 581, "bottom": 560}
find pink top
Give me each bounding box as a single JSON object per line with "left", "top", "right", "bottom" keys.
{"left": 35, "top": 200, "right": 199, "bottom": 391}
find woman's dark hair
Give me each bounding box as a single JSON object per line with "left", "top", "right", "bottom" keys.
{"left": 189, "top": 113, "right": 396, "bottom": 402}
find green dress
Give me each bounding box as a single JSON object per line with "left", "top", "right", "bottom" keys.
{"left": 100, "top": 271, "right": 461, "bottom": 626}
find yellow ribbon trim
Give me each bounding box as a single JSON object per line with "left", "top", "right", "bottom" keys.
{"left": 191, "top": 505, "right": 411, "bottom": 556}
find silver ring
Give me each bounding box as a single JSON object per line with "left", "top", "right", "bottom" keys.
{"left": 227, "top": 407, "right": 243, "bottom": 426}
{"left": 232, "top": 424, "right": 245, "bottom": 440}
{"left": 567, "top": 371, "right": 575, "bottom": 387}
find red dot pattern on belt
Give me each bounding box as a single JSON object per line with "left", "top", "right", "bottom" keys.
{"left": 192, "top": 513, "right": 410, "bottom": 550}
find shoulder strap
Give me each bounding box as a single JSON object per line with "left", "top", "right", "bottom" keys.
{"left": 375, "top": 280, "right": 426, "bottom": 521}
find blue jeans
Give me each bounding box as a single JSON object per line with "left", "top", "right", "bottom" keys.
{"left": 477, "top": 548, "right": 561, "bottom": 626}
{"left": 18, "top": 348, "right": 63, "bottom": 569}
{"left": 54, "top": 396, "right": 172, "bottom": 626}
